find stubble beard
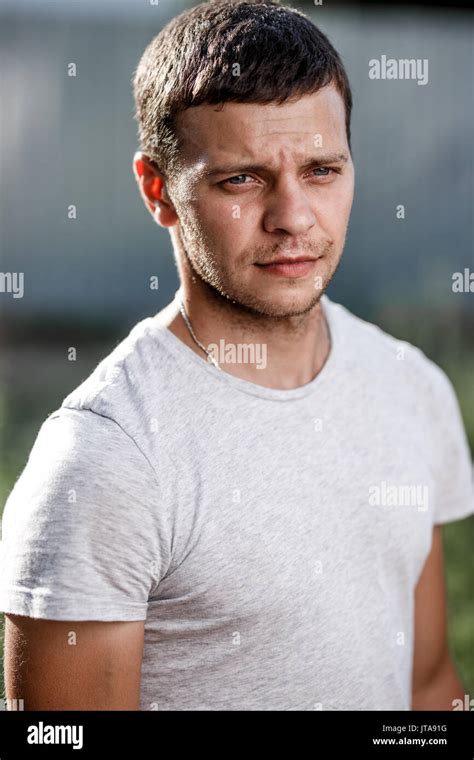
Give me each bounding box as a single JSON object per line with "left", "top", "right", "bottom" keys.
{"left": 175, "top": 217, "right": 345, "bottom": 323}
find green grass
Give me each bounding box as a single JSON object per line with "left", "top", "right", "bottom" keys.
{"left": 443, "top": 517, "right": 474, "bottom": 692}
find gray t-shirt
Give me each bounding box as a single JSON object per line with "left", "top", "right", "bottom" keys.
{"left": 1, "top": 293, "right": 473, "bottom": 710}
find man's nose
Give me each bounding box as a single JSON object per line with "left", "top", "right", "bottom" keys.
{"left": 262, "top": 179, "right": 317, "bottom": 237}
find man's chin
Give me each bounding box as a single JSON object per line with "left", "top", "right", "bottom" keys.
{"left": 229, "top": 288, "right": 325, "bottom": 319}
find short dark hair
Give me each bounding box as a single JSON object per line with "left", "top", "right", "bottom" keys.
{"left": 133, "top": 0, "right": 352, "bottom": 181}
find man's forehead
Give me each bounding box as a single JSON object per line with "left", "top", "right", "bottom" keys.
{"left": 175, "top": 86, "right": 346, "bottom": 167}
{"left": 178, "top": 86, "right": 343, "bottom": 130}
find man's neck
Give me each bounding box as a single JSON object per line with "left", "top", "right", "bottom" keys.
{"left": 158, "top": 284, "right": 331, "bottom": 391}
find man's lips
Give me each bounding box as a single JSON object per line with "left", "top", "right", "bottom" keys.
{"left": 254, "top": 256, "right": 321, "bottom": 278}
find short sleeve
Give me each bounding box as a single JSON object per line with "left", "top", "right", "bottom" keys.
{"left": 429, "top": 367, "right": 474, "bottom": 525}
{"left": 0, "top": 407, "right": 171, "bottom": 621}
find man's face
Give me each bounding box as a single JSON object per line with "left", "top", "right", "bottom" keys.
{"left": 169, "top": 85, "right": 354, "bottom": 317}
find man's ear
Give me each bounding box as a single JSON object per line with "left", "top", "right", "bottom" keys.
{"left": 133, "top": 152, "right": 179, "bottom": 228}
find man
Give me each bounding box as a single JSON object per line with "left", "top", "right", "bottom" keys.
{"left": 1, "top": 0, "right": 473, "bottom": 711}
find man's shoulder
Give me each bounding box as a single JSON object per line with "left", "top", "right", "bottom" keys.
{"left": 328, "top": 296, "right": 453, "bottom": 401}
{"left": 60, "top": 314, "right": 168, "bottom": 429}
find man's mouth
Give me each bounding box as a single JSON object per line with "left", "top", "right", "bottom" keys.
{"left": 254, "top": 256, "right": 321, "bottom": 278}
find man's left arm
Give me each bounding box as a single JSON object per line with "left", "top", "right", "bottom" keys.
{"left": 411, "top": 525, "right": 465, "bottom": 710}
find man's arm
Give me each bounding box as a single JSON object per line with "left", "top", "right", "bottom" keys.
{"left": 4, "top": 614, "right": 145, "bottom": 710}
{"left": 411, "top": 525, "right": 465, "bottom": 710}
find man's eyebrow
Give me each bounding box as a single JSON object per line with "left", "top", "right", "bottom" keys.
{"left": 204, "top": 152, "right": 349, "bottom": 178}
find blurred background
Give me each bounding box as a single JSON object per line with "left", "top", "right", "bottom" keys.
{"left": 0, "top": 0, "right": 473, "bottom": 703}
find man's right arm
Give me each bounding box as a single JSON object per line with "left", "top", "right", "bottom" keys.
{"left": 4, "top": 613, "right": 145, "bottom": 710}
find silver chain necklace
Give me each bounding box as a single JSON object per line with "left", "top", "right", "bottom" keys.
{"left": 178, "top": 299, "right": 221, "bottom": 370}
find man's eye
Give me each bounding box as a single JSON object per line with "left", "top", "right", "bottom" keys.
{"left": 223, "top": 175, "right": 251, "bottom": 185}
{"left": 312, "top": 167, "right": 333, "bottom": 177}
{"left": 220, "top": 168, "right": 337, "bottom": 187}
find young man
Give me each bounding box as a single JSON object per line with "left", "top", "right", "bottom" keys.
{"left": 1, "top": 0, "right": 473, "bottom": 711}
